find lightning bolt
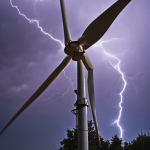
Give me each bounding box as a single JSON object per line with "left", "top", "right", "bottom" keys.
{"left": 42, "top": 70, "right": 76, "bottom": 101}
{"left": 96, "top": 39, "right": 150, "bottom": 139}
{"left": 33, "top": 70, "right": 77, "bottom": 106}
{"left": 94, "top": 39, "right": 127, "bottom": 138}
{"left": 10, "top": 0, "right": 64, "bottom": 48}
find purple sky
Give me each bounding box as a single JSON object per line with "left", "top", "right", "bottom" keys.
{"left": 0, "top": 0, "right": 150, "bottom": 149}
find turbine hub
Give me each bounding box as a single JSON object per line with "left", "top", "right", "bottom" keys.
{"left": 64, "top": 41, "right": 85, "bottom": 61}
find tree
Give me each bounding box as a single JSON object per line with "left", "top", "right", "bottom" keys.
{"left": 124, "top": 131, "right": 150, "bottom": 150}
{"left": 88, "top": 120, "right": 110, "bottom": 150}
{"left": 58, "top": 120, "right": 110, "bottom": 150}
{"left": 109, "top": 134, "right": 123, "bottom": 150}
{"left": 58, "top": 122, "right": 150, "bottom": 150}
{"left": 58, "top": 127, "right": 78, "bottom": 150}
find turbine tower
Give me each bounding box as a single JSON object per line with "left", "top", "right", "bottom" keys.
{"left": 0, "top": 0, "right": 131, "bottom": 149}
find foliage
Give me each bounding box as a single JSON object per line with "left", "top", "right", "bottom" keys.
{"left": 58, "top": 127, "right": 78, "bottom": 150}
{"left": 110, "top": 134, "right": 123, "bottom": 150}
{"left": 124, "top": 131, "right": 150, "bottom": 150}
{"left": 58, "top": 121, "right": 150, "bottom": 150}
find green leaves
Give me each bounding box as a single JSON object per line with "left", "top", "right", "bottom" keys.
{"left": 110, "top": 134, "right": 123, "bottom": 150}
{"left": 125, "top": 131, "right": 150, "bottom": 150}
{"left": 58, "top": 122, "right": 150, "bottom": 150}
{"left": 59, "top": 127, "right": 78, "bottom": 150}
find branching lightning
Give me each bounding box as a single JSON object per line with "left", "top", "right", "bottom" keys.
{"left": 96, "top": 39, "right": 150, "bottom": 138}
{"left": 42, "top": 70, "right": 76, "bottom": 101}
{"left": 94, "top": 39, "right": 127, "bottom": 138}
{"left": 10, "top": 0, "right": 64, "bottom": 48}
{"left": 34, "top": 70, "right": 76, "bottom": 106}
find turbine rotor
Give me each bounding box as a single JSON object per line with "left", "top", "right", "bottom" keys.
{"left": 64, "top": 41, "right": 85, "bottom": 61}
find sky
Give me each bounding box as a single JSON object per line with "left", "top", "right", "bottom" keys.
{"left": 0, "top": 0, "right": 150, "bottom": 149}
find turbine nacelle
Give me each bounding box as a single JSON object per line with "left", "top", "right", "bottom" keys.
{"left": 64, "top": 41, "right": 85, "bottom": 61}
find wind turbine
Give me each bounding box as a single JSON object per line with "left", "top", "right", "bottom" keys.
{"left": 0, "top": 0, "right": 131, "bottom": 149}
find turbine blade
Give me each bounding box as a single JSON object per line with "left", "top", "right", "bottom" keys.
{"left": 78, "top": 0, "right": 131, "bottom": 50}
{"left": 82, "top": 53, "right": 101, "bottom": 147}
{"left": 88, "top": 70, "right": 101, "bottom": 148}
{"left": 0, "top": 56, "right": 72, "bottom": 135}
{"left": 81, "top": 51, "right": 94, "bottom": 70}
{"left": 60, "top": 0, "right": 72, "bottom": 45}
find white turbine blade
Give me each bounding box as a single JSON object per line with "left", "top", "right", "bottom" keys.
{"left": 87, "top": 70, "right": 101, "bottom": 147}
{"left": 60, "top": 0, "right": 72, "bottom": 45}
{"left": 81, "top": 51, "right": 94, "bottom": 70}
{"left": 81, "top": 53, "right": 101, "bottom": 147}
{"left": 0, "top": 55, "right": 72, "bottom": 135}
{"left": 78, "top": 0, "right": 131, "bottom": 50}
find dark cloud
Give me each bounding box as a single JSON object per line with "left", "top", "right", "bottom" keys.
{"left": 0, "top": 0, "right": 150, "bottom": 149}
